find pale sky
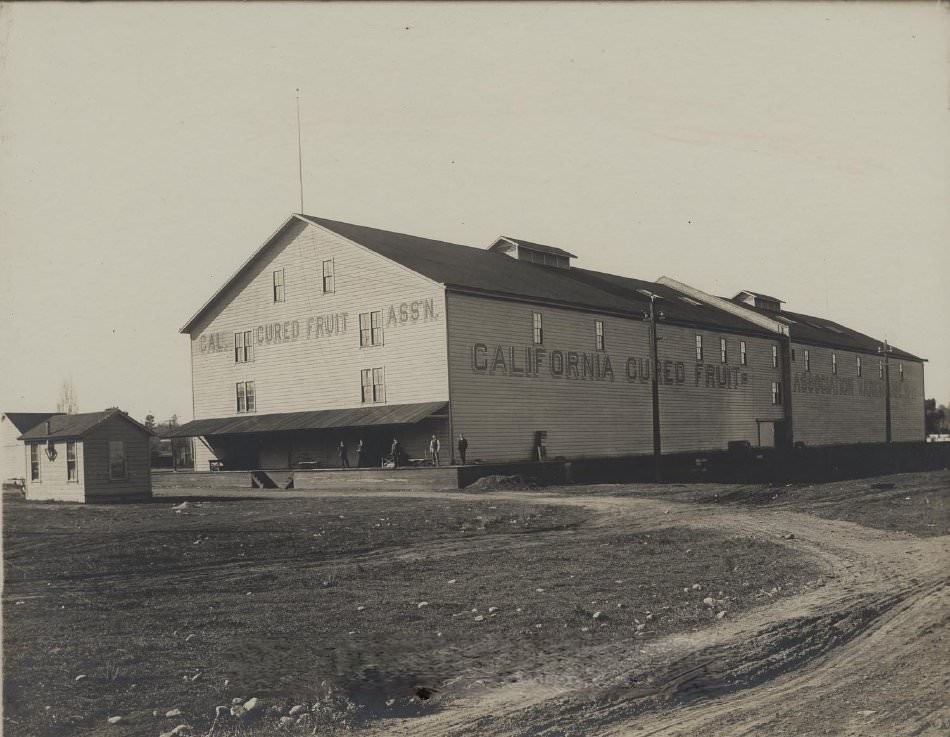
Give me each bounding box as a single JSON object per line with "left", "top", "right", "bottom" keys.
{"left": 1, "top": 2, "right": 948, "bottom": 422}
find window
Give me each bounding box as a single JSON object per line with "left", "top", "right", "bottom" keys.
{"left": 856, "top": 356, "right": 862, "bottom": 377}
{"left": 832, "top": 352, "right": 837, "bottom": 375}
{"left": 720, "top": 337, "right": 728, "bottom": 363}
{"left": 879, "top": 360, "right": 884, "bottom": 379}
{"left": 109, "top": 441, "right": 127, "bottom": 480}
{"left": 532, "top": 312, "right": 543, "bottom": 345}
{"left": 792, "top": 348, "right": 796, "bottom": 362}
{"left": 595, "top": 320, "right": 604, "bottom": 351}
{"left": 771, "top": 381, "right": 783, "bottom": 406}
{"left": 361, "top": 368, "right": 386, "bottom": 403}
{"left": 740, "top": 340, "right": 747, "bottom": 366}
{"left": 234, "top": 330, "right": 254, "bottom": 363}
{"left": 771, "top": 344, "right": 778, "bottom": 368}
{"left": 695, "top": 335, "right": 703, "bottom": 361}
{"left": 236, "top": 381, "right": 256, "bottom": 413}
{"left": 899, "top": 363, "right": 904, "bottom": 381}
{"left": 359, "top": 311, "right": 384, "bottom": 347}
{"left": 66, "top": 441, "right": 77, "bottom": 482}
{"left": 272, "top": 269, "right": 285, "bottom": 303}
{"left": 804, "top": 349, "right": 810, "bottom": 372}
{"left": 30, "top": 444, "right": 40, "bottom": 481}
{"left": 322, "top": 259, "right": 335, "bottom": 294}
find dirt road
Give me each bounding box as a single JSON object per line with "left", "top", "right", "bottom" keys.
{"left": 363, "top": 486, "right": 950, "bottom": 737}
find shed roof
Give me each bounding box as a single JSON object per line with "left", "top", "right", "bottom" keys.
{"left": 491, "top": 236, "right": 578, "bottom": 259}
{"left": 3, "top": 412, "right": 59, "bottom": 434}
{"left": 19, "top": 409, "right": 155, "bottom": 441}
{"left": 734, "top": 290, "right": 785, "bottom": 305}
{"left": 163, "top": 401, "right": 448, "bottom": 438}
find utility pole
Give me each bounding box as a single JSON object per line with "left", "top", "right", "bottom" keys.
{"left": 649, "top": 294, "right": 663, "bottom": 481}
{"left": 879, "top": 340, "right": 893, "bottom": 443}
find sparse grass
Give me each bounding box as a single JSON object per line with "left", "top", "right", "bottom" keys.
{"left": 3, "top": 492, "right": 819, "bottom": 737}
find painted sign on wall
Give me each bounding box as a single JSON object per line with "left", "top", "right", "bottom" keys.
{"left": 471, "top": 344, "right": 750, "bottom": 390}
{"left": 196, "top": 297, "right": 439, "bottom": 355}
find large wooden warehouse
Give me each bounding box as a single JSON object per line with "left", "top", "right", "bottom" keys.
{"left": 168, "top": 214, "right": 925, "bottom": 470}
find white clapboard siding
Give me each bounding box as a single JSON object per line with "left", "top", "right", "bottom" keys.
{"left": 791, "top": 343, "right": 924, "bottom": 446}
{"left": 24, "top": 441, "right": 85, "bottom": 502}
{"left": 446, "top": 293, "right": 787, "bottom": 462}
{"left": 1, "top": 416, "right": 27, "bottom": 483}
{"left": 188, "top": 220, "right": 449, "bottom": 422}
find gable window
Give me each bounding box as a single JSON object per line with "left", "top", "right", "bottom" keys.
{"left": 720, "top": 337, "right": 728, "bottom": 364}
{"left": 532, "top": 312, "right": 543, "bottom": 345}
{"left": 234, "top": 330, "right": 254, "bottom": 363}
{"left": 109, "top": 441, "right": 127, "bottom": 480}
{"left": 740, "top": 340, "right": 747, "bottom": 366}
{"left": 771, "top": 381, "right": 783, "bottom": 406}
{"left": 695, "top": 335, "right": 703, "bottom": 362}
{"left": 236, "top": 381, "right": 256, "bottom": 413}
{"left": 771, "top": 344, "right": 778, "bottom": 368}
{"left": 66, "top": 441, "right": 78, "bottom": 482}
{"left": 856, "top": 355, "right": 862, "bottom": 377}
{"left": 30, "top": 444, "right": 40, "bottom": 481}
{"left": 359, "top": 311, "right": 384, "bottom": 347}
{"left": 322, "top": 259, "right": 335, "bottom": 294}
{"left": 879, "top": 360, "right": 884, "bottom": 379}
{"left": 832, "top": 352, "right": 838, "bottom": 375}
{"left": 272, "top": 269, "right": 285, "bottom": 303}
{"left": 899, "top": 363, "right": 904, "bottom": 381}
{"left": 804, "top": 349, "right": 810, "bottom": 372}
{"left": 361, "top": 368, "right": 386, "bottom": 403}
{"left": 595, "top": 320, "right": 605, "bottom": 351}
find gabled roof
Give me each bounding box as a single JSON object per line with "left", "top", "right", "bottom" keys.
{"left": 490, "top": 236, "right": 577, "bottom": 259}
{"left": 3, "top": 412, "right": 59, "bottom": 434}
{"left": 18, "top": 409, "right": 155, "bottom": 441}
{"left": 742, "top": 305, "right": 922, "bottom": 361}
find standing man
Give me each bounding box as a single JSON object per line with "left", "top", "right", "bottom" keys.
{"left": 339, "top": 440, "right": 349, "bottom": 468}
{"left": 457, "top": 433, "right": 468, "bottom": 465}
{"left": 356, "top": 439, "right": 366, "bottom": 468}
{"left": 429, "top": 434, "right": 441, "bottom": 466}
{"left": 390, "top": 437, "right": 401, "bottom": 468}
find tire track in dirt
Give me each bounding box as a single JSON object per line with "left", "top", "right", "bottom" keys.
{"left": 357, "top": 489, "right": 949, "bottom": 737}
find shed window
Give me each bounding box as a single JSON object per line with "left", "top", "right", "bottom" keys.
{"left": 532, "top": 312, "right": 543, "bottom": 345}
{"left": 771, "top": 344, "right": 778, "bottom": 369}
{"left": 30, "top": 444, "right": 40, "bottom": 481}
{"left": 236, "top": 381, "right": 256, "bottom": 413}
{"left": 234, "top": 330, "right": 254, "bottom": 363}
{"left": 856, "top": 356, "right": 862, "bottom": 377}
{"left": 595, "top": 320, "right": 605, "bottom": 351}
{"left": 109, "top": 441, "right": 127, "bottom": 480}
{"left": 771, "top": 381, "right": 783, "bottom": 406}
{"left": 359, "top": 311, "right": 383, "bottom": 347}
{"left": 361, "top": 368, "right": 386, "bottom": 404}
{"left": 740, "top": 340, "right": 747, "bottom": 366}
{"left": 720, "top": 337, "right": 728, "bottom": 364}
{"left": 832, "top": 352, "right": 838, "bottom": 375}
{"left": 695, "top": 335, "right": 703, "bottom": 361}
{"left": 322, "top": 259, "right": 335, "bottom": 294}
{"left": 272, "top": 269, "right": 285, "bottom": 303}
{"left": 804, "top": 349, "right": 810, "bottom": 372}
{"left": 66, "top": 441, "right": 77, "bottom": 482}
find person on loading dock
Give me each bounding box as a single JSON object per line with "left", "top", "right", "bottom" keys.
{"left": 390, "top": 437, "right": 401, "bottom": 468}
{"left": 339, "top": 440, "right": 349, "bottom": 468}
{"left": 429, "top": 435, "right": 441, "bottom": 466}
{"left": 356, "top": 439, "right": 366, "bottom": 468}
{"left": 457, "top": 434, "right": 468, "bottom": 465}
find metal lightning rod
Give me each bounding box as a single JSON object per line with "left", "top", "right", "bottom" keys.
{"left": 296, "top": 88, "right": 304, "bottom": 213}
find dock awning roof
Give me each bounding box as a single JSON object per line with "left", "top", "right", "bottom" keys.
{"left": 163, "top": 402, "right": 448, "bottom": 438}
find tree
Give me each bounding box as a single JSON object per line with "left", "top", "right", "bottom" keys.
{"left": 925, "top": 399, "right": 948, "bottom": 435}
{"left": 144, "top": 414, "right": 156, "bottom": 430}
{"left": 56, "top": 378, "right": 79, "bottom": 414}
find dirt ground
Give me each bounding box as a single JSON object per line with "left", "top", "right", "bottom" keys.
{"left": 3, "top": 470, "right": 948, "bottom": 737}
